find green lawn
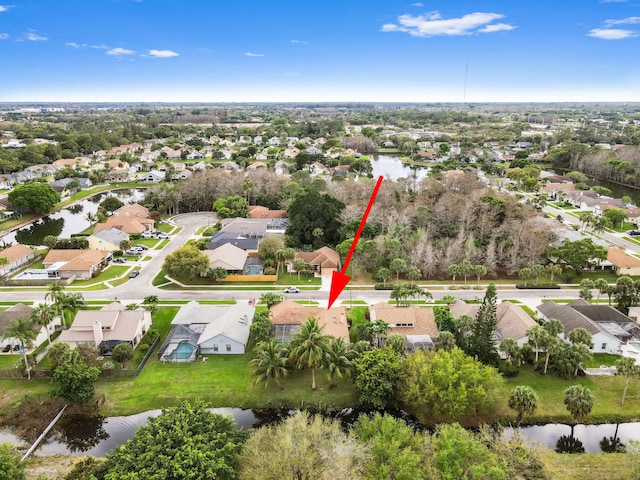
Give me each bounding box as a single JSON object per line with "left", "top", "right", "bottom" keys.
{"left": 542, "top": 452, "right": 638, "bottom": 480}
{"left": 347, "top": 306, "right": 369, "bottom": 343}
{"left": 71, "top": 265, "right": 129, "bottom": 286}
{"left": 276, "top": 272, "right": 321, "bottom": 285}
{"left": 157, "top": 223, "right": 174, "bottom": 233}
{"left": 0, "top": 354, "right": 22, "bottom": 369}
{"left": 133, "top": 238, "right": 160, "bottom": 248}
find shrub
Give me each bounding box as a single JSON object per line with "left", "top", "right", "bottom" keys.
{"left": 499, "top": 361, "right": 521, "bottom": 377}
{"left": 374, "top": 284, "right": 393, "bottom": 290}
{"left": 139, "top": 344, "right": 150, "bottom": 354}
{"left": 130, "top": 234, "right": 141, "bottom": 240}
{"left": 264, "top": 267, "right": 276, "bottom": 275}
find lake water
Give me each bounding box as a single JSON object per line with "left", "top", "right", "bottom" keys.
{"left": 370, "top": 154, "right": 429, "bottom": 182}
{"left": 1, "top": 406, "right": 639, "bottom": 457}
{"left": 0, "top": 188, "right": 146, "bottom": 247}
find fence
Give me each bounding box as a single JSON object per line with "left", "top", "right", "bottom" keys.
{"left": 109, "top": 334, "right": 161, "bottom": 378}
{"left": 222, "top": 274, "right": 278, "bottom": 283}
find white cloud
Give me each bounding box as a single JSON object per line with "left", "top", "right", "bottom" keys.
{"left": 588, "top": 28, "right": 638, "bottom": 39}
{"left": 65, "top": 42, "right": 86, "bottom": 48}
{"left": 290, "top": 39, "right": 308, "bottom": 45}
{"left": 107, "top": 47, "right": 135, "bottom": 56}
{"left": 411, "top": 3, "right": 423, "bottom": 6}
{"left": 478, "top": 23, "right": 516, "bottom": 33}
{"left": 0, "top": 33, "right": 8, "bottom": 39}
{"left": 0, "top": 5, "right": 14, "bottom": 13}
{"left": 605, "top": 16, "right": 640, "bottom": 26}
{"left": 148, "top": 49, "right": 179, "bottom": 58}
{"left": 245, "top": 52, "right": 264, "bottom": 57}
{"left": 382, "top": 11, "right": 515, "bottom": 37}
{"left": 26, "top": 30, "right": 47, "bottom": 41}
{"left": 90, "top": 44, "right": 109, "bottom": 49}
{"left": 600, "top": 0, "right": 628, "bottom": 3}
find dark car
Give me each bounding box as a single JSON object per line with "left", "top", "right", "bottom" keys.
{"left": 13, "top": 344, "right": 21, "bottom": 351}
{"left": 129, "top": 270, "right": 140, "bottom": 278}
{"left": 113, "top": 258, "right": 126, "bottom": 264}
{"left": 626, "top": 230, "right": 640, "bottom": 236}
{"left": 2, "top": 345, "right": 11, "bottom": 353}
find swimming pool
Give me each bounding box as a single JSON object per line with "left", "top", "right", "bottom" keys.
{"left": 165, "top": 341, "right": 196, "bottom": 360}
{"left": 14, "top": 269, "right": 54, "bottom": 280}
{"left": 629, "top": 341, "right": 640, "bottom": 352}
{"left": 245, "top": 265, "right": 262, "bottom": 275}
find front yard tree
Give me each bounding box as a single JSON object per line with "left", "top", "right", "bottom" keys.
{"left": 98, "top": 401, "right": 246, "bottom": 479}
{"left": 616, "top": 356, "right": 639, "bottom": 406}
{"left": 163, "top": 244, "right": 210, "bottom": 280}
{"left": 285, "top": 189, "right": 345, "bottom": 249}
{"left": 289, "top": 317, "right": 331, "bottom": 390}
{"left": 259, "top": 292, "right": 283, "bottom": 309}
{"left": 548, "top": 238, "right": 608, "bottom": 272}
{"left": 119, "top": 239, "right": 132, "bottom": 252}
{"left": 207, "top": 266, "right": 228, "bottom": 282}
{"left": 354, "top": 347, "right": 402, "bottom": 409}
{"left": 112, "top": 343, "right": 134, "bottom": 369}
{"left": 8, "top": 182, "right": 61, "bottom": 214}
{"left": 292, "top": 257, "right": 306, "bottom": 281}
{"left": 508, "top": 386, "right": 539, "bottom": 426}
{"left": 212, "top": 194, "right": 248, "bottom": 218}
{"left": 564, "top": 385, "right": 594, "bottom": 423}
{"left": 375, "top": 266, "right": 391, "bottom": 287}
{"left": 31, "top": 303, "right": 57, "bottom": 345}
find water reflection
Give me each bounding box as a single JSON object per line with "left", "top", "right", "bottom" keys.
{"left": 52, "top": 413, "right": 109, "bottom": 453}
{"left": 556, "top": 431, "right": 585, "bottom": 454}
{"left": 600, "top": 424, "right": 625, "bottom": 453}
{"left": 1, "top": 188, "right": 145, "bottom": 247}
{"left": 371, "top": 154, "right": 429, "bottom": 182}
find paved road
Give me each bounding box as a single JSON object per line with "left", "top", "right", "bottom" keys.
{"left": 0, "top": 211, "right": 585, "bottom": 309}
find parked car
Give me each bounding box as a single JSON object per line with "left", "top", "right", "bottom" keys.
{"left": 125, "top": 249, "right": 141, "bottom": 256}
{"left": 156, "top": 233, "right": 171, "bottom": 239}
{"left": 141, "top": 232, "right": 157, "bottom": 239}
{"left": 626, "top": 230, "right": 640, "bottom": 236}
{"left": 135, "top": 245, "right": 149, "bottom": 250}
{"left": 129, "top": 270, "right": 140, "bottom": 278}
{"left": 284, "top": 286, "right": 300, "bottom": 293}
{"left": 113, "top": 258, "right": 126, "bottom": 264}
{"left": 2, "top": 345, "right": 11, "bottom": 353}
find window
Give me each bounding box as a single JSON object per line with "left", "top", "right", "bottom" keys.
{"left": 213, "top": 345, "right": 218, "bottom": 352}
{"left": 601, "top": 343, "right": 607, "bottom": 350}
{"left": 226, "top": 344, "right": 232, "bottom": 352}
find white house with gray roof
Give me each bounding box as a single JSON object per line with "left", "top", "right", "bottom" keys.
{"left": 88, "top": 228, "right": 130, "bottom": 252}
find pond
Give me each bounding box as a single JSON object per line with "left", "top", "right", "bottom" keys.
{"left": 1, "top": 407, "right": 639, "bottom": 457}
{"left": 370, "top": 154, "right": 429, "bottom": 182}
{"left": 0, "top": 188, "right": 146, "bottom": 247}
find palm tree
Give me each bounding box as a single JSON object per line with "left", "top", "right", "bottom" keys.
{"left": 2, "top": 317, "right": 38, "bottom": 380}
{"left": 473, "top": 264, "right": 487, "bottom": 286}
{"left": 564, "top": 385, "right": 594, "bottom": 423}
{"left": 275, "top": 249, "right": 287, "bottom": 276}
{"left": 446, "top": 263, "right": 461, "bottom": 286}
{"left": 526, "top": 325, "right": 545, "bottom": 365}
{"left": 31, "top": 303, "right": 58, "bottom": 345}
{"left": 85, "top": 212, "right": 98, "bottom": 224}
{"left": 616, "top": 357, "right": 639, "bottom": 406}
{"left": 289, "top": 317, "right": 331, "bottom": 390}
{"left": 250, "top": 340, "right": 290, "bottom": 388}
{"left": 45, "top": 281, "right": 64, "bottom": 305}
{"left": 58, "top": 292, "right": 86, "bottom": 328}
{"left": 508, "top": 385, "right": 539, "bottom": 426}
{"left": 593, "top": 278, "right": 609, "bottom": 303}
{"left": 459, "top": 259, "right": 473, "bottom": 286}
{"left": 0, "top": 256, "right": 8, "bottom": 275}
{"left": 441, "top": 294, "right": 456, "bottom": 306}
{"left": 545, "top": 263, "right": 562, "bottom": 286}
{"left": 369, "top": 319, "right": 390, "bottom": 348}
{"left": 324, "top": 338, "right": 354, "bottom": 386}
{"left": 500, "top": 338, "right": 520, "bottom": 364}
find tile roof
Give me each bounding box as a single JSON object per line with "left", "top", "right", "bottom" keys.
{"left": 269, "top": 300, "right": 349, "bottom": 342}
{"left": 295, "top": 247, "right": 340, "bottom": 269}
{"left": 0, "top": 244, "right": 34, "bottom": 263}
{"left": 607, "top": 248, "right": 640, "bottom": 269}
{"left": 369, "top": 302, "right": 439, "bottom": 337}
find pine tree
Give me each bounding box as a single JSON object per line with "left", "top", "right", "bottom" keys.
{"left": 467, "top": 284, "right": 500, "bottom": 366}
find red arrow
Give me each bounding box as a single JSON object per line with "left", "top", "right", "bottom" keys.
{"left": 328, "top": 175, "right": 384, "bottom": 309}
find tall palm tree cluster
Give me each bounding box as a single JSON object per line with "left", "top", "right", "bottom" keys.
{"left": 1, "top": 282, "right": 86, "bottom": 380}
{"left": 250, "top": 317, "right": 358, "bottom": 390}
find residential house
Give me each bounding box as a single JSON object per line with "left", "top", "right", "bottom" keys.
{"left": 203, "top": 243, "right": 248, "bottom": 274}
{"left": 369, "top": 302, "right": 439, "bottom": 351}
{"left": 622, "top": 208, "right": 640, "bottom": 226}
{"left": 268, "top": 137, "right": 281, "bottom": 146}
{"left": 449, "top": 300, "right": 538, "bottom": 348}
{"left": 0, "top": 303, "right": 60, "bottom": 350}
{"left": 53, "top": 157, "right": 90, "bottom": 169}
{"left": 283, "top": 147, "right": 300, "bottom": 159}
{"left": 138, "top": 170, "right": 166, "bottom": 183}
{"left": 43, "top": 249, "right": 111, "bottom": 280}
{"left": 49, "top": 177, "right": 91, "bottom": 194}
{"left": 222, "top": 161, "right": 241, "bottom": 171}
{"left": 59, "top": 302, "right": 152, "bottom": 353}
{"left": 0, "top": 244, "right": 35, "bottom": 276}
{"left": 606, "top": 248, "right": 640, "bottom": 276}
{"left": 208, "top": 232, "right": 260, "bottom": 252}
{"left": 310, "top": 162, "right": 328, "bottom": 175}
{"left": 306, "top": 146, "right": 322, "bottom": 155}
{"left": 158, "top": 302, "right": 255, "bottom": 360}
{"left": 107, "top": 169, "right": 132, "bottom": 182}
{"left": 269, "top": 300, "right": 349, "bottom": 343}
{"left": 87, "top": 228, "right": 130, "bottom": 252}
{"left": 287, "top": 246, "right": 341, "bottom": 276}
{"left": 94, "top": 216, "right": 154, "bottom": 235}
{"left": 537, "top": 300, "right": 625, "bottom": 353}
{"left": 113, "top": 203, "right": 150, "bottom": 219}
{"left": 247, "top": 161, "right": 267, "bottom": 170}
{"left": 247, "top": 205, "right": 287, "bottom": 219}
{"left": 543, "top": 183, "right": 576, "bottom": 198}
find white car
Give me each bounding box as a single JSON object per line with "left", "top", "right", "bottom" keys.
{"left": 284, "top": 287, "right": 300, "bottom": 294}
{"left": 156, "top": 233, "right": 171, "bottom": 239}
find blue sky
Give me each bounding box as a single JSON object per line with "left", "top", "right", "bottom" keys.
{"left": 1, "top": 0, "right": 639, "bottom": 102}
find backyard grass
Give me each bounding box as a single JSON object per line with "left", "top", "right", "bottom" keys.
{"left": 498, "top": 365, "right": 640, "bottom": 424}
{"left": 0, "top": 354, "right": 22, "bottom": 369}
{"left": 541, "top": 452, "right": 638, "bottom": 480}
{"left": 347, "top": 306, "right": 369, "bottom": 343}
{"left": 584, "top": 353, "right": 625, "bottom": 368}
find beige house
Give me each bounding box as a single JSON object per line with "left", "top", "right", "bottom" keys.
{"left": 88, "top": 228, "right": 130, "bottom": 252}
{"left": 288, "top": 247, "right": 341, "bottom": 276}
{"left": 58, "top": 302, "right": 152, "bottom": 354}
{"left": 247, "top": 205, "right": 287, "bottom": 219}
{"left": 0, "top": 244, "right": 35, "bottom": 276}
{"left": 369, "top": 302, "right": 439, "bottom": 350}
{"left": 112, "top": 203, "right": 150, "bottom": 219}
{"left": 606, "top": 248, "right": 640, "bottom": 276}
{"left": 94, "top": 216, "right": 154, "bottom": 235}
{"left": 203, "top": 244, "right": 248, "bottom": 273}
{"left": 269, "top": 300, "right": 349, "bottom": 343}
{"left": 43, "top": 249, "right": 111, "bottom": 279}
